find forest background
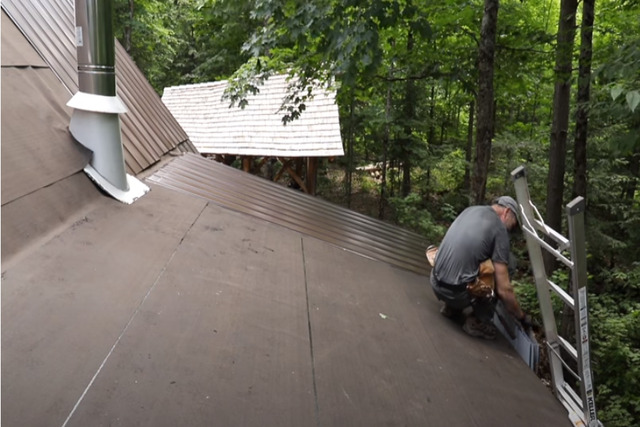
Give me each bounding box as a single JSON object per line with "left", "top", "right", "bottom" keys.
{"left": 113, "top": 0, "right": 639, "bottom": 425}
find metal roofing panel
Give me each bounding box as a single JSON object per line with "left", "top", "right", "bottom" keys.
{"left": 148, "top": 153, "right": 429, "bottom": 276}
{"left": 1, "top": 0, "right": 197, "bottom": 176}
{"left": 2, "top": 0, "right": 77, "bottom": 91}
{"left": 162, "top": 75, "right": 345, "bottom": 157}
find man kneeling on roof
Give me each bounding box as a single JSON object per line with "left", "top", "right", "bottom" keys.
{"left": 427, "top": 196, "right": 532, "bottom": 339}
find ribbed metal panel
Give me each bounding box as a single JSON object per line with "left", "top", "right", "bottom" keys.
{"left": 148, "top": 153, "right": 430, "bottom": 276}
{"left": 1, "top": 0, "right": 197, "bottom": 176}
{"left": 2, "top": 0, "right": 76, "bottom": 90}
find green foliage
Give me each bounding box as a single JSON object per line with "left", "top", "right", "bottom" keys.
{"left": 113, "top": 0, "right": 255, "bottom": 92}
{"left": 388, "top": 193, "right": 446, "bottom": 242}
{"left": 430, "top": 149, "right": 466, "bottom": 193}
{"left": 359, "top": 173, "right": 378, "bottom": 193}
{"left": 512, "top": 275, "right": 564, "bottom": 324}
{"left": 590, "top": 281, "right": 640, "bottom": 427}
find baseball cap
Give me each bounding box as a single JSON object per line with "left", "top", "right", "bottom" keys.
{"left": 496, "top": 196, "right": 519, "bottom": 223}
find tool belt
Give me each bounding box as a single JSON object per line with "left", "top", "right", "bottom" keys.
{"left": 468, "top": 259, "right": 495, "bottom": 298}
{"left": 426, "top": 246, "right": 495, "bottom": 298}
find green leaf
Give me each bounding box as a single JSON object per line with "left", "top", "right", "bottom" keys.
{"left": 611, "top": 86, "right": 624, "bottom": 101}
{"left": 626, "top": 90, "right": 640, "bottom": 112}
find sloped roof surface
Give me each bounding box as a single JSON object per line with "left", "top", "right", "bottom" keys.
{"left": 148, "top": 153, "right": 428, "bottom": 276}
{"left": 1, "top": 11, "right": 90, "bottom": 206}
{"left": 162, "top": 75, "right": 345, "bottom": 157}
{"left": 2, "top": 176, "right": 570, "bottom": 426}
{"left": 1, "top": 0, "right": 197, "bottom": 175}
{"left": 1, "top": 9, "right": 101, "bottom": 267}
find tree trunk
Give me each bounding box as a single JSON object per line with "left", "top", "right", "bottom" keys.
{"left": 545, "top": 0, "right": 578, "bottom": 275}
{"left": 464, "top": 100, "right": 475, "bottom": 198}
{"left": 426, "top": 85, "right": 436, "bottom": 192}
{"left": 379, "top": 80, "right": 392, "bottom": 219}
{"left": 124, "top": 0, "right": 134, "bottom": 52}
{"left": 472, "top": 0, "right": 499, "bottom": 205}
{"left": 346, "top": 91, "right": 355, "bottom": 209}
{"left": 439, "top": 79, "right": 451, "bottom": 145}
{"left": 573, "top": 0, "right": 595, "bottom": 201}
{"left": 428, "top": 85, "right": 436, "bottom": 146}
{"left": 401, "top": 30, "right": 416, "bottom": 198}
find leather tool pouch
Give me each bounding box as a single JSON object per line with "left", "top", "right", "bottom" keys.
{"left": 467, "top": 259, "right": 495, "bottom": 298}
{"left": 425, "top": 246, "right": 438, "bottom": 267}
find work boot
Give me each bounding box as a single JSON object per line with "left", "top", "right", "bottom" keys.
{"left": 440, "top": 304, "right": 462, "bottom": 319}
{"left": 462, "top": 315, "right": 497, "bottom": 340}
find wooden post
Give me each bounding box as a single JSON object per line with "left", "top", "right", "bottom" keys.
{"left": 295, "top": 158, "right": 303, "bottom": 178}
{"left": 306, "top": 157, "right": 318, "bottom": 195}
{"left": 242, "top": 156, "right": 252, "bottom": 172}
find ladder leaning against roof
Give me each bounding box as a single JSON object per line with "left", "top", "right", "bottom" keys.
{"left": 511, "top": 166, "right": 603, "bottom": 427}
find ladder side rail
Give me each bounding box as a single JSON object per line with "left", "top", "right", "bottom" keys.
{"left": 567, "top": 197, "right": 600, "bottom": 426}
{"left": 511, "top": 167, "right": 566, "bottom": 396}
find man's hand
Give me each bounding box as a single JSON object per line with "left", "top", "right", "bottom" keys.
{"left": 519, "top": 313, "right": 537, "bottom": 331}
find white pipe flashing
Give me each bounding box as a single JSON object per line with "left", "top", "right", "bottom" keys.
{"left": 67, "top": 91, "right": 127, "bottom": 114}
{"left": 84, "top": 164, "right": 150, "bottom": 205}
{"left": 69, "top": 109, "right": 129, "bottom": 190}
{"left": 69, "top": 108, "right": 149, "bottom": 203}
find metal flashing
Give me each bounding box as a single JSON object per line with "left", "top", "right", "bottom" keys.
{"left": 67, "top": 91, "right": 127, "bottom": 113}
{"left": 84, "top": 165, "right": 150, "bottom": 204}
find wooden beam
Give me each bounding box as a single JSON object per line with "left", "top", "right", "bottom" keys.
{"left": 273, "top": 157, "right": 291, "bottom": 182}
{"left": 276, "top": 157, "right": 308, "bottom": 193}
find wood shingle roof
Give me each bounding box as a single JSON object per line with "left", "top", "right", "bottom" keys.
{"left": 162, "top": 75, "right": 345, "bottom": 157}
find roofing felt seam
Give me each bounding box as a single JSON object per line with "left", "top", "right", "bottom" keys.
{"left": 148, "top": 153, "right": 430, "bottom": 276}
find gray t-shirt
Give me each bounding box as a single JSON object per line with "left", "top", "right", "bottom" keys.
{"left": 434, "top": 205, "right": 510, "bottom": 285}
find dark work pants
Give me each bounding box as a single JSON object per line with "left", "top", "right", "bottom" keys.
{"left": 430, "top": 271, "right": 495, "bottom": 323}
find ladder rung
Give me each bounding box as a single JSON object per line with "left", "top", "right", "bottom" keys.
{"left": 546, "top": 341, "right": 581, "bottom": 382}
{"left": 548, "top": 279, "right": 575, "bottom": 308}
{"left": 532, "top": 218, "right": 571, "bottom": 251}
{"left": 529, "top": 201, "right": 571, "bottom": 250}
{"left": 561, "top": 382, "right": 584, "bottom": 409}
{"left": 558, "top": 335, "right": 578, "bottom": 361}
{"left": 557, "top": 383, "right": 585, "bottom": 421}
{"left": 522, "top": 225, "right": 574, "bottom": 268}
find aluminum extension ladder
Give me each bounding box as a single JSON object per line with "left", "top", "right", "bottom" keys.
{"left": 511, "top": 166, "right": 602, "bottom": 427}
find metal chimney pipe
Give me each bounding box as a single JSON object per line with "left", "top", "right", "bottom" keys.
{"left": 67, "top": 0, "right": 148, "bottom": 202}
{"left": 74, "top": 0, "right": 117, "bottom": 96}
